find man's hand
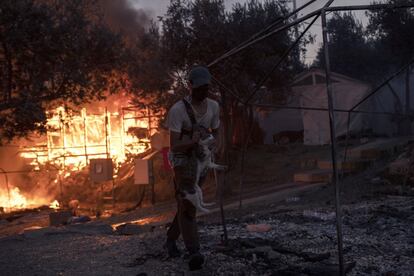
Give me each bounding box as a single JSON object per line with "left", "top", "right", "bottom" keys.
{"left": 192, "top": 131, "right": 201, "bottom": 144}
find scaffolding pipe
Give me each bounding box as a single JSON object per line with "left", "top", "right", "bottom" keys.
{"left": 0, "top": 168, "right": 11, "bottom": 208}
{"left": 209, "top": 2, "right": 414, "bottom": 69}
{"left": 238, "top": 14, "right": 320, "bottom": 209}
{"left": 214, "top": 75, "right": 412, "bottom": 117}
{"left": 321, "top": 8, "right": 345, "bottom": 276}
{"left": 210, "top": 0, "right": 318, "bottom": 66}
{"left": 105, "top": 107, "right": 110, "bottom": 159}
{"left": 325, "top": 3, "right": 414, "bottom": 12}
{"left": 208, "top": 8, "right": 322, "bottom": 67}
{"left": 82, "top": 108, "right": 88, "bottom": 165}
{"left": 350, "top": 59, "right": 414, "bottom": 112}
{"left": 244, "top": 14, "right": 320, "bottom": 105}
{"left": 60, "top": 113, "right": 66, "bottom": 168}
{"left": 0, "top": 169, "right": 59, "bottom": 174}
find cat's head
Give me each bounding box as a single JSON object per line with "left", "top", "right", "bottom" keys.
{"left": 199, "top": 134, "right": 214, "bottom": 146}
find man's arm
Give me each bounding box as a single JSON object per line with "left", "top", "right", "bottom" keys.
{"left": 170, "top": 130, "right": 199, "bottom": 152}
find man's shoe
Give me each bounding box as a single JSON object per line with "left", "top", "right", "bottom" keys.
{"left": 164, "top": 240, "right": 181, "bottom": 258}
{"left": 188, "top": 252, "right": 205, "bottom": 271}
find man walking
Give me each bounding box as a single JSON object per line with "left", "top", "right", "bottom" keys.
{"left": 165, "top": 66, "right": 220, "bottom": 271}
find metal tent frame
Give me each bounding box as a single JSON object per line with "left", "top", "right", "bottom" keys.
{"left": 207, "top": 1, "right": 414, "bottom": 275}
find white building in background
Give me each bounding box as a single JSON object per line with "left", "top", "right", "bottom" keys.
{"left": 258, "top": 68, "right": 414, "bottom": 145}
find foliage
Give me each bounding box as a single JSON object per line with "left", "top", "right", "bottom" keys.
{"left": 314, "top": 1, "right": 414, "bottom": 83}
{"left": 366, "top": 0, "right": 414, "bottom": 67}
{"left": 128, "top": 0, "right": 310, "bottom": 148}
{"left": 0, "top": 0, "right": 127, "bottom": 141}
{"left": 314, "top": 12, "right": 373, "bottom": 81}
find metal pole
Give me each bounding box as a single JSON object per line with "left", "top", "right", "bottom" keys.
{"left": 405, "top": 67, "right": 412, "bottom": 135}
{"left": 293, "top": 0, "right": 299, "bottom": 41}
{"left": 325, "top": 3, "right": 414, "bottom": 12}
{"left": 387, "top": 83, "right": 404, "bottom": 135}
{"left": 58, "top": 171, "right": 63, "bottom": 202}
{"left": 208, "top": 8, "right": 323, "bottom": 67}
{"left": 104, "top": 107, "right": 115, "bottom": 210}
{"left": 105, "top": 107, "right": 109, "bottom": 158}
{"left": 208, "top": 0, "right": 319, "bottom": 67}
{"left": 214, "top": 75, "right": 412, "bottom": 118}
{"left": 60, "top": 113, "right": 66, "bottom": 168}
{"left": 212, "top": 155, "right": 228, "bottom": 245}
{"left": 120, "top": 108, "right": 125, "bottom": 159}
{"left": 350, "top": 59, "right": 414, "bottom": 112}
{"left": 239, "top": 113, "right": 254, "bottom": 209}
{"left": 82, "top": 108, "right": 88, "bottom": 165}
{"left": 0, "top": 168, "right": 10, "bottom": 208}
{"left": 147, "top": 107, "right": 152, "bottom": 138}
{"left": 244, "top": 14, "right": 320, "bottom": 104}
{"left": 321, "top": 9, "right": 345, "bottom": 276}
{"left": 292, "top": 0, "right": 301, "bottom": 67}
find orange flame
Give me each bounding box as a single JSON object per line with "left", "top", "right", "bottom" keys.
{"left": 8, "top": 102, "right": 160, "bottom": 212}
{"left": 49, "top": 200, "right": 60, "bottom": 210}
{"left": 0, "top": 187, "right": 56, "bottom": 213}
{"left": 20, "top": 105, "right": 157, "bottom": 172}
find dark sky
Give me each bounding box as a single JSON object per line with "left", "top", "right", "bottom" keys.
{"left": 129, "top": 0, "right": 376, "bottom": 63}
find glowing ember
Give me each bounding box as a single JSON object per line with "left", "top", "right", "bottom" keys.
{"left": 49, "top": 200, "right": 60, "bottom": 210}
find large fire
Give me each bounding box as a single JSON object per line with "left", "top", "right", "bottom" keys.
{"left": 0, "top": 100, "right": 160, "bottom": 214}
{"left": 20, "top": 105, "right": 156, "bottom": 171}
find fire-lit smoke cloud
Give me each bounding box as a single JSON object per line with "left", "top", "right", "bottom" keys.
{"left": 92, "top": 0, "right": 153, "bottom": 42}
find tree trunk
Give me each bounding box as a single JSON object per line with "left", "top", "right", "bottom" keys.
{"left": 1, "top": 41, "right": 12, "bottom": 103}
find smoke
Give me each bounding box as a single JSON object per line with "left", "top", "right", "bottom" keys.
{"left": 96, "top": 0, "right": 153, "bottom": 41}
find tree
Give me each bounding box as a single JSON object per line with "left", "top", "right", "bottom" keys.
{"left": 314, "top": 2, "right": 414, "bottom": 83}
{"left": 313, "top": 12, "right": 383, "bottom": 82}
{"left": 367, "top": 0, "right": 414, "bottom": 134}
{"left": 367, "top": 0, "right": 414, "bottom": 67}
{"left": 130, "top": 0, "right": 308, "bottom": 149}
{"left": 0, "top": 0, "right": 127, "bottom": 141}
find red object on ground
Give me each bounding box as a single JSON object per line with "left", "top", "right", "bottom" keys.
{"left": 161, "top": 147, "right": 172, "bottom": 171}
{"left": 246, "top": 224, "right": 272, "bottom": 233}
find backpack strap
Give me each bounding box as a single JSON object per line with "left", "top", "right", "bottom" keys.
{"left": 180, "top": 98, "right": 210, "bottom": 140}
{"left": 179, "top": 98, "right": 198, "bottom": 140}
{"left": 182, "top": 98, "right": 197, "bottom": 126}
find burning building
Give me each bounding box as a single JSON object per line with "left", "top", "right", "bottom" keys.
{"left": 0, "top": 93, "right": 163, "bottom": 214}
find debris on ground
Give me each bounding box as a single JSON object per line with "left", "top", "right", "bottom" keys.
{"left": 115, "top": 223, "right": 153, "bottom": 235}
{"left": 0, "top": 192, "right": 412, "bottom": 275}
{"left": 246, "top": 223, "right": 272, "bottom": 233}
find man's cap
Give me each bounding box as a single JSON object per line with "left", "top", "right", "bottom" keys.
{"left": 188, "top": 66, "right": 211, "bottom": 88}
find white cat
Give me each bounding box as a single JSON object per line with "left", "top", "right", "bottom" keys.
{"left": 183, "top": 134, "right": 226, "bottom": 213}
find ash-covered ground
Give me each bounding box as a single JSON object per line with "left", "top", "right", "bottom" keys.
{"left": 0, "top": 177, "right": 413, "bottom": 276}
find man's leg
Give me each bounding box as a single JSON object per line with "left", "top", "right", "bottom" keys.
{"left": 177, "top": 195, "right": 199, "bottom": 253}
{"left": 165, "top": 175, "right": 182, "bottom": 258}
{"left": 166, "top": 212, "right": 180, "bottom": 241}
{"left": 165, "top": 211, "right": 182, "bottom": 258}
{"left": 176, "top": 162, "right": 205, "bottom": 270}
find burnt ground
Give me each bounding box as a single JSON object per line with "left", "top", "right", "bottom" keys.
{"left": 0, "top": 163, "right": 413, "bottom": 276}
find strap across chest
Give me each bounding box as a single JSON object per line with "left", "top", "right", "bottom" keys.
{"left": 180, "top": 99, "right": 209, "bottom": 140}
